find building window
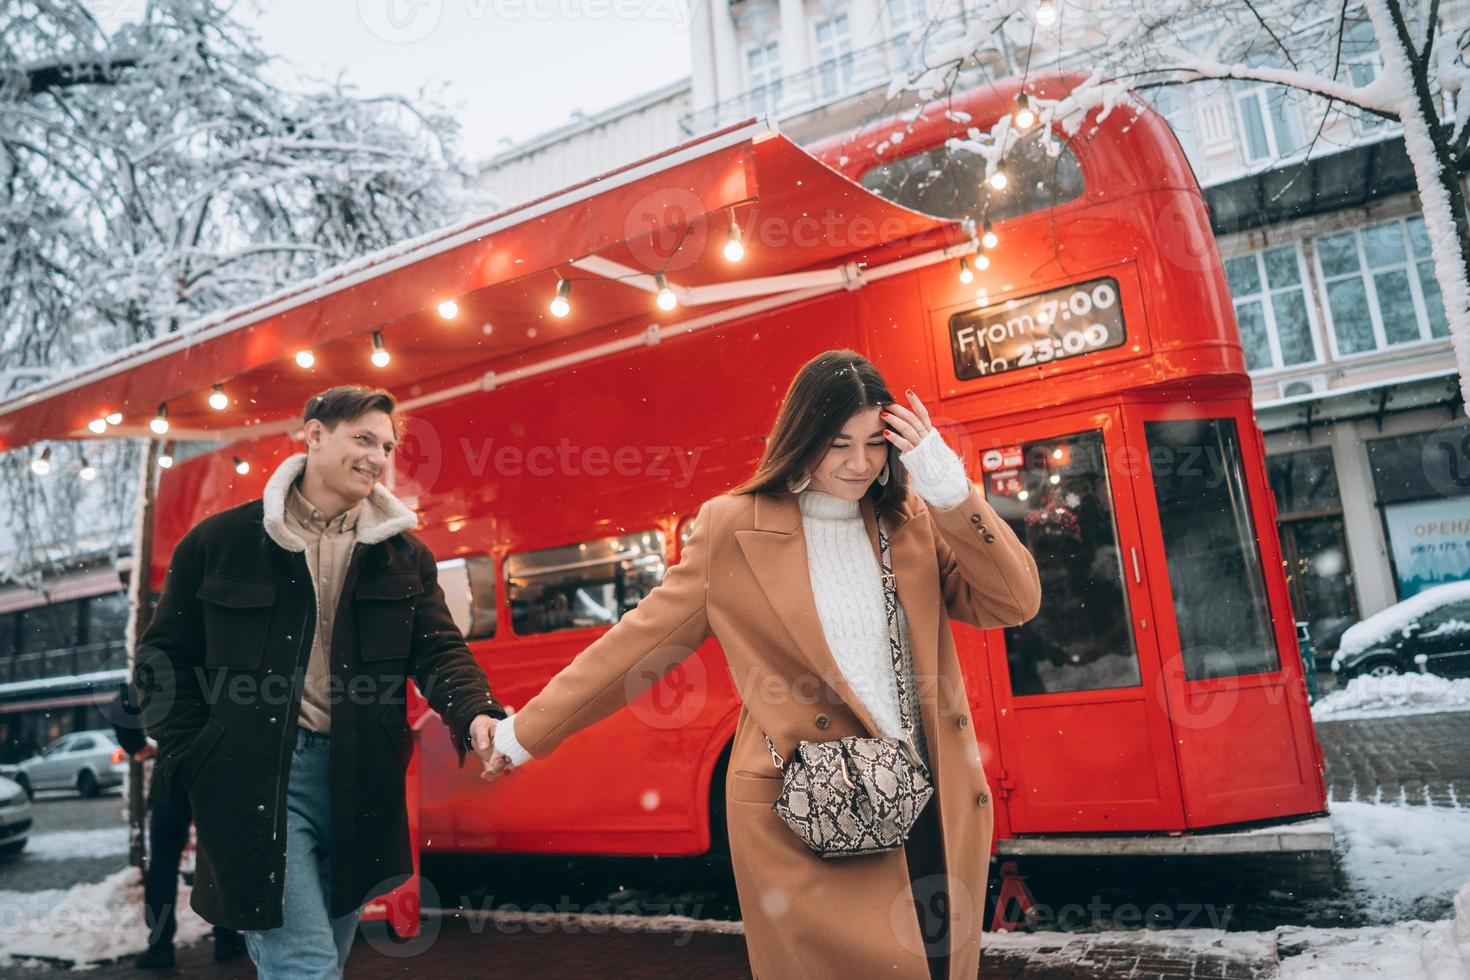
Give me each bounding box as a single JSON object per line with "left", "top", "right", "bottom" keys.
{"left": 1223, "top": 245, "right": 1319, "bottom": 372}
{"left": 813, "top": 15, "right": 855, "bottom": 99}
{"left": 507, "top": 531, "right": 667, "bottom": 636}
{"left": 888, "top": 0, "right": 927, "bottom": 35}
{"left": 746, "top": 41, "right": 782, "bottom": 115}
{"left": 1343, "top": 19, "right": 1387, "bottom": 136}
{"left": 1268, "top": 448, "right": 1357, "bottom": 656}
{"left": 1315, "top": 215, "right": 1449, "bottom": 358}
{"left": 1233, "top": 78, "right": 1304, "bottom": 163}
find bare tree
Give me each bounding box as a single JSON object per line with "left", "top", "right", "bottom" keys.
{"left": 0, "top": 0, "right": 473, "bottom": 582}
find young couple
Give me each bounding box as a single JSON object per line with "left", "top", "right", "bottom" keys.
{"left": 138, "top": 349, "right": 1040, "bottom": 980}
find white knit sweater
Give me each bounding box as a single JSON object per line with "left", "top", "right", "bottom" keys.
{"left": 494, "top": 428, "right": 972, "bottom": 765}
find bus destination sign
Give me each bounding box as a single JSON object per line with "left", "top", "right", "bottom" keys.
{"left": 948, "top": 276, "right": 1126, "bottom": 380}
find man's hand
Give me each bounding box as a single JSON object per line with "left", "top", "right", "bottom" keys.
{"left": 132, "top": 742, "right": 158, "bottom": 763}
{"left": 469, "top": 714, "right": 513, "bottom": 783}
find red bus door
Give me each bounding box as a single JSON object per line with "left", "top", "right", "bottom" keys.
{"left": 973, "top": 406, "right": 1187, "bottom": 833}
{"left": 1121, "top": 400, "right": 1324, "bottom": 828}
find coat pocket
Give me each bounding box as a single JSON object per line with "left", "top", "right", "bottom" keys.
{"left": 728, "top": 770, "right": 784, "bottom": 805}
{"left": 196, "top": 577, "right": 277, "bottom": 669}
{"left": 354, "top": 574, "right": 424, "bottom": 661}
{"left": 176, "top": 718, "right": 226, "bottom": 794}
{"left": 379, "top": 711, "right": 414, "bottom": 768}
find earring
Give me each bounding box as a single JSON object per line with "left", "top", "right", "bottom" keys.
{"left": 788, "top": 470, "right": 812, "bottom": 493}
{"left": 877, "top": 462, "right": 890, "bottom": 486}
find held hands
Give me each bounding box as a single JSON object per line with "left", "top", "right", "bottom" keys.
{"left": 469, "top": 714, "right": 513, "bottom": 783}
{"left": 881, "top": 389, "right": 933, "bottom": 453}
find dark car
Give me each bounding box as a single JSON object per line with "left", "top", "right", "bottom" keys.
{"left": 1332, "top": 583, "right": 1470, "bottom": 680}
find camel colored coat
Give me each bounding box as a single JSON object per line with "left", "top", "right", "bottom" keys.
{"left": 512, "top": 484, "right": 1042, "bottom": 979}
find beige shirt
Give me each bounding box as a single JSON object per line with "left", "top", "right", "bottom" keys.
{"left": 284, "top": 483, "right": 363, "bottom": 733}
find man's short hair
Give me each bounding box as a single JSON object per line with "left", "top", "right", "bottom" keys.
{"left": 303, "top": 386, "right": 400, "bottom": 438}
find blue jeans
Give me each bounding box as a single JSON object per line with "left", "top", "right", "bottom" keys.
{"left": 244, "top": 727, "right": 361, "bottom": 980}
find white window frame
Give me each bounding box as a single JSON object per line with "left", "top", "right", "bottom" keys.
{"left": 1232, "top": 80, "right": 1305, "bottom": 163}
{"left": 1225, "top": 244, "right": 1324, "bottom": 375}
{"left": 813, "top": 13, "right": 855, "bottom": 100}
{"left": 1343, "top": 19, "right": 1389, "bottom": 137}
{"left": 745, "top": 40, "right": 782, "bottom": 116}
{"left": 1313, "top": 216, "right": 1447, "bottom": 362}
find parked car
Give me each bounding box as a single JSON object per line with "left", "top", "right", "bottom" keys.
{"left": 14, "top": 730, "right": 129, "bottom": 798}
{"left": 0, "top": 774, "right": 32, "bottom": 854}
{"left": 1332, "top": 582, "right": 1470, "bottom": 680}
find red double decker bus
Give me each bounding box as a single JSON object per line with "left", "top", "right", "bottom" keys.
{"left": 0, "top": 71, "right": 1329, "bottom": 936}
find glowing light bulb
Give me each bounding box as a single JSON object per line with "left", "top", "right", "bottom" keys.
{"left": 88, "top": 418, "right": 107, "bottom": 434}
{"left": 295, "top": 350, "right": 315, "bottom": 368}
{"left": 149, "top": 404, "right": 170, "bottom": 435}
{"left": 958, "top": 259, "right": 974, "bottom": 285}
{"left": 982, "top": 221, "right": 999, "bottom": 249}
{"left": 105, "top": 412, "right": 123, "bottom": 426}
{"left": 159, "top": 453, "right": 174, "bottom": 469}
{"left": 79, "top": 459, "right": 97, "bottom": 481}
{"left": 1036, "top": 0, "right": 1056, "bottom": 26}
{"left": 30, "top": 448, "right": 51, "bottom": 476}
{"left": 989, "top": 169, "right": 1009, "bottom": 191}
{"left": 371, "top": 331, "right": 390, "bottom": 368}
{"left": 1013, "top": 93, "right": 1036, "bottom": 130}
{"left": 438, "top": 299, "right": 459, "bottom": 320}
{"left": 974, "top": 249, "right": 991, "bottom": 271}
{"left": 209, "top": 385, "right": 228, "bottom": 411}
{"left": 550, "top": 279, "right": 571, "bottom": 318}
{"left": 724, "top": 218, "right": 745, "bottom": 262}
{"left": 655, "top": 273, "right": 677, "bottom": 311}
{"left": 234, "top": 456, "right": 251, "bottom": 475}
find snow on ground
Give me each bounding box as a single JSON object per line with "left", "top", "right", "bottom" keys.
{"left": 1313, "top": 673, "right": 1470, "bottom": 722}
{"left": 0, "top": 866, "right": 211, "bottom": 965}
{"left": 22, "top": 827, "right": 129, "bottom": 862}
{"left": 1331, "top": 802, "right": 1470, "bottom": 924}
{"left": 1277, "top": 881, "right": 1470, "bottom": 978}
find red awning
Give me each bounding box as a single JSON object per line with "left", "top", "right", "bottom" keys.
{"left": 0, "top": 117, "right": 963, "bottom": 450}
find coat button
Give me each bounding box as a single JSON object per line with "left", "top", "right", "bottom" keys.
{"left": 969, "top": 514, "right": 983, "bottom": 526}
{"left": 814, "top": 713, "right": 830, "bottom": 730}
{"left": 958, "top": 715, "right": 969, "bottom": 729}
{"left": 977, "top": 791, "right": 990, "bottom": 806}
{"left": 984, "top": 533, "right": 996, "bottom": 543}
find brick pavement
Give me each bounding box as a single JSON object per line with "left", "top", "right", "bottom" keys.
{"left": 1314, "top": 709, "right": 1470, "bottom": 807}
{"left": 0, "top": 918, "right": 1280, "bottom": 980}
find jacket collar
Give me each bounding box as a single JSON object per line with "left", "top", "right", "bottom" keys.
{"left": 262, "top": 453, "right": 417, "bottom": 553}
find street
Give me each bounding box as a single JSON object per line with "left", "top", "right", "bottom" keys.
{"left": 2, "top": 705, "right": 1468, "bottom": 977}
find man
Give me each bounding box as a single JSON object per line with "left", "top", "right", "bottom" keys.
{"left": 136, "top": 386, "right": 504, "bottom": 978}
{"left": 107, "top": 681, "right": 245, "bottom": 969}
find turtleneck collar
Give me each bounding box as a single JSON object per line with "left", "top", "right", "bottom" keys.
{"left": 798, "top": 489, "right": 861, "bottom": 520}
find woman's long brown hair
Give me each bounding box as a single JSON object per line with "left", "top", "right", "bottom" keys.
{"left": 731, "top": 349, "right": 908, "bottom": 513}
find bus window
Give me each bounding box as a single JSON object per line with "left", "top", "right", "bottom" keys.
{"left": 436, "top": 556, "right": 497, "bottom": 640}
{"left": 859, "top": 130, "right": 1084, "bottom": 223}
{"left": 506, "top": 531, "right": 667, "bottom": 636}
{"left": 984, "top": 429, "right": 1142, "bottom": 696}
{"left": 1145, "top": 418, "right": 1279, "bottom": 680}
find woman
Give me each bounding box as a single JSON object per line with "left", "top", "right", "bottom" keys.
{"left": 488, "top": 350, "right": 1042, "bottom": 979}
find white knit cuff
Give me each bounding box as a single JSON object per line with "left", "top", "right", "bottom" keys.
{"left": 900, "top": 429, "right": 971, "bottom": 510}
{"left": 492, "top": 712, "right": 533, "bottom": 767}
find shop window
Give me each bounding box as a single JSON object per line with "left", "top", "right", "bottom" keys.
{"left": 983, "top": 429, "right": 1142, "bottom": 695}
{"left": 1369, "top": 425, "right": 1470, "bottom": 598}
{"left": 1146, "top": 418, "right": 1280, "bottom": 679}
{"left": 507, "top": 531, "right": 667, "bottom": 636}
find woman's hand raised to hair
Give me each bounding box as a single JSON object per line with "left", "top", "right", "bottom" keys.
{"left": 880, "top": 389, "right": 932, "bottom": 452}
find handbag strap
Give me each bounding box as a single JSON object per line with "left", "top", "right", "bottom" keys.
{"left": 877, "top": 518, "right": 918, "bottom": 742}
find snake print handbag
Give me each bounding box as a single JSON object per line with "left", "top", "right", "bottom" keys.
{"left": 764, "top": 519, "right": 934, "bottom": 858}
